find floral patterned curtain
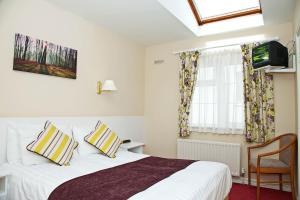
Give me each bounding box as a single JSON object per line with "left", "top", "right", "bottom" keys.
{"left": 178, "top": 51, "right": 200, "bottom": 137}
{"left": 241, "top": 43, "right": 275, "bottom": 143}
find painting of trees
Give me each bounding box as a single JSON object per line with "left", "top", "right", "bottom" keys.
{"left": 13, "top": 33, "right": 77, "bottom": 79}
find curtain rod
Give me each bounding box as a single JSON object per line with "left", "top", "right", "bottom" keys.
{"left": 172, "top": 37, "right": 280, "bottom": 55}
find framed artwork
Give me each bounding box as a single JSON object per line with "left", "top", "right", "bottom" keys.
{"left": 13, "top": 33, "right": 77, "bottom": 79}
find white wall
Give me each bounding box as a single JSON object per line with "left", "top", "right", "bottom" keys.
{"left": 0, "top": 0, "right": 145, "bottom": 117}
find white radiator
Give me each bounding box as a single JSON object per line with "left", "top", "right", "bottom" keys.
{"left": 177, "top": 139, "right": 241, "bottom": 176}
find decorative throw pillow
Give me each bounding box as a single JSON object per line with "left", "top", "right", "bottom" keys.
{"left": 27, "top": 121, "right": 78, "bottom": 166}
{"left": 84, "top": 121, "right": 122, "bottom": 158}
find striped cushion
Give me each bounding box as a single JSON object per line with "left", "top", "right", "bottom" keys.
{"left": 84, "top": 121, "right": 122, "bottom": 158}
{"left": 27, "top": 121, "right": 78, "bottom": 166}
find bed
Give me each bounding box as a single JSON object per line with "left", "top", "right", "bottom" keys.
{"left": 3, "top": 150, "right": 231, "bottom": 200}
{"left": 0, "top": 117, "right": 232, "bottom": 200}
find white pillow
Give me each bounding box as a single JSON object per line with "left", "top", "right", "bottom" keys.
{"left": 19, "top": 125, "right": 50, "bottom": 165}
{"left": 72, "top": 127, "right": 99, "bottom": 155}
{"left": 6, "top": 126, "right": 22, "bottom": 164}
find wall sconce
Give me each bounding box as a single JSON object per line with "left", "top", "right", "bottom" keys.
{"left": 97, "top": 80, "right": 117, "bottom": 94}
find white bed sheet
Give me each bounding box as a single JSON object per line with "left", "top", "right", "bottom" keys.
{"left": 3, "top": 150, "right": 232, "bottom": 200}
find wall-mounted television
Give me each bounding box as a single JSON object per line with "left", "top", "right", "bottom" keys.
{"left": 252, "top": 41, "right": 288, "bottom": 70}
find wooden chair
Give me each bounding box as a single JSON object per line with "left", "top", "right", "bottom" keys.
{"left": 247, "top": 133, "right": 297, "bottom": 200}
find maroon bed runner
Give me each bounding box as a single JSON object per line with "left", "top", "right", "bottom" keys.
{"left": 48, "top": 156, "right": 195, "bottom": 200}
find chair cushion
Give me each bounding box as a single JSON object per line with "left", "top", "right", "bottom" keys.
{"left": 250, "top": 158, "right": 288, "bottom": 168}
{"left": 279, "top": 135, "right": 293, "bottom": 165}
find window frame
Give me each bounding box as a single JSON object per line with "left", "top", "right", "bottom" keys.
{"left": 187, "top": 0, "right": 262, "bottom": 26}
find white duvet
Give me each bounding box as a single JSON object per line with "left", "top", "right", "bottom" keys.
{"left": 3, "top": 150, "right": 232, "bottom": 200}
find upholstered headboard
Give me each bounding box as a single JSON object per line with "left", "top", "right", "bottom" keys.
{"left": 0, "top": 116, "right": 144, "bottom": 165}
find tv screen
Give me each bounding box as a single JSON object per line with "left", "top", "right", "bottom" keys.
{"left": 253, "top": 44, "right": 269, "bottom": 65}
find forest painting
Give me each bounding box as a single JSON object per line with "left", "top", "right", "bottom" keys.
{"left": 13, "top": 33, "right": 77, "bottom": 79}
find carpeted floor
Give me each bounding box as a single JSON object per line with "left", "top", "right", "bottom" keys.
{"left": 229, "top": 183, "right": 292, "bottom": 200}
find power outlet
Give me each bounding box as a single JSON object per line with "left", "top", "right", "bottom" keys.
{"left": 241, "top": 167, "right": 246, "bottom": 176}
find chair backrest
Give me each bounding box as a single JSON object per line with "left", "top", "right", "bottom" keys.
{"left": 279, "top": 133, "right": 297, "bottom": 166}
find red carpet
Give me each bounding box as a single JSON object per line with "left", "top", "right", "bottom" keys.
{"left": 229, "top": 183, "right": 292, "bottom": 200}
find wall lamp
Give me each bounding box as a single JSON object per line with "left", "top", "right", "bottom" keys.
{"left": 97, "top": 80, "right": 117, "bottom": 95}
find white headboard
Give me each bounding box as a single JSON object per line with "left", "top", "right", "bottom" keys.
{"left": 0, "top": 116, "right": 144, "bottom": 164}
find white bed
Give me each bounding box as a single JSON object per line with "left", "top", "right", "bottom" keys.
{"left": 0, "top": 117, "right": 232, "bottom": 200}
{"left": 2, "top": 149, "right": 231, "bottom": 200}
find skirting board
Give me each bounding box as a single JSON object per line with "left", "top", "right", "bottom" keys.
{"left": 232, "top": 177, "right": 291, "bottom": 192}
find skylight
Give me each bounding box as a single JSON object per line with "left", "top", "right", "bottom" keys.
{"left": 188, "top": 0, "right": 262, "bottom": 25}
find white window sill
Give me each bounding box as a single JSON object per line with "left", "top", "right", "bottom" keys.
{"left": 190, "top": 128, "right": 244, "bottom": 135}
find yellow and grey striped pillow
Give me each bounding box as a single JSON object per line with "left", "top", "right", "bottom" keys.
{"left": 27, "top": 121, "right": 78, "bottom": 166}
{"left": 84, "top": 121, "right": 122, "bottom": 158}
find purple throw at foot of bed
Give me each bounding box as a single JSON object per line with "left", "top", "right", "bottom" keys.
{"left": 48, "top": 156, "right": 195, "bottom": 200}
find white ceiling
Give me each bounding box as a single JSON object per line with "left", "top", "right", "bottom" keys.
{"left": 46, "top": 0, "right": 295, "bottom": 46}
{"left": 46, "top": 0, "right": 194, "bottom": 45}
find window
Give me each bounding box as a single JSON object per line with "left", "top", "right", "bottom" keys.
{"left": 188, "top": 0, "right": 262, "bottom": 25}
{"left": 189, "top": 46, "right": 244, "bottom": 134}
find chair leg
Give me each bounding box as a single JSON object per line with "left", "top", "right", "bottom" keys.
{"left": 279, "top": 174, "right": 282, "bottom": 191}
{"left": 256, "top": 171, "right": 260, "bottom": 200}
{"left": 290, "top": 172, "right": 296, "bottom": 200}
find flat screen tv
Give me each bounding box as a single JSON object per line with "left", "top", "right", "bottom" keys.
{"left": 252, "top": 41, "right": 288, "bottom": 69}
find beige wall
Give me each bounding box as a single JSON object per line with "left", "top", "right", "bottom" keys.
{"left": 0, "top": 0, "right": 145, "bottom": 117}
{"left": 144, "top": 22, "right": 296, "bottom": 177}
{"left": 293, "top": 0, "right": 300, "bottom": 196}
{"left": 294, "top": 0, "right": 300, "bottom": 34}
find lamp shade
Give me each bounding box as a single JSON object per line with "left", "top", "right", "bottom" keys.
{"left": 102, "top": 80, "right": 117, "bottom": 91}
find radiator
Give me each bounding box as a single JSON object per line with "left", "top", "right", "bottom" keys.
{"left": 177, "top": 139, "right": 241, "bottom": 176}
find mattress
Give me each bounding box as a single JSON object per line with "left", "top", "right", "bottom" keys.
{"left": 3, "top": 150, "right": 232, "bottom": 200}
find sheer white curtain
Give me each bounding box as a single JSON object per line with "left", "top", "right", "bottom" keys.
{"left": 189, "top": 46, "right": 244, "bottom": 134}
